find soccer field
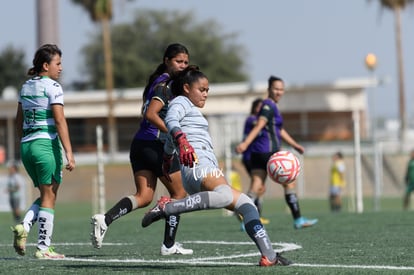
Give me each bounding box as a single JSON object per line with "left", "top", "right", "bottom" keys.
{"left": 1, "top": 198, "right": 413, "bottom": 274}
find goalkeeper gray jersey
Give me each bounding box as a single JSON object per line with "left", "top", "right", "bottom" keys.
{"left": 165, "top": 95, "right": 215, "bottom": 157}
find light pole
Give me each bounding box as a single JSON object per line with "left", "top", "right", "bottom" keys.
{"left": 365, "top": 53, "right": 381, "bottom": 211}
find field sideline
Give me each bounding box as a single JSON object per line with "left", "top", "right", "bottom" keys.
{"left": 1, "top": 198, "right": 413, "bottom": 274}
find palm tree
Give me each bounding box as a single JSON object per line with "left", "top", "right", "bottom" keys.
{"left": 36, "top": 0, "right": 59, "bottom": 46}
{"left": 372, "top": 0, "right": 414, "bottom": 145}
{"left": 72, "top": 0, "right": 117, "bottom": 156}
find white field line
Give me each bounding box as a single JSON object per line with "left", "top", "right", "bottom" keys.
{"left": 294, "top": 264, "right": 414, "bottom": 271}
{"left": 1, "top": 241, "right": 414, "bottom": 271}
{"left": 0, "top": 240, "right": 302, "bottom": 251}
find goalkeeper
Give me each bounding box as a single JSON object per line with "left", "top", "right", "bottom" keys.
{"left": 142, "top": 65, "right": 292, "bottom": 267}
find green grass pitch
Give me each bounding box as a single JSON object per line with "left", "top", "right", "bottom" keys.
{"left": 1, "top": 197, "right": 413, "bottom": 274}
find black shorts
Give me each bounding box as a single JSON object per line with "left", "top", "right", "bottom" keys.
{"left": 129, "top": 139, "right": 180, "bottom": 177}
{"left": 250, "top": 152, "right": 274, "bottom": 171}
{"left": 242, "top": 158, "right": 252, "bottom": 175}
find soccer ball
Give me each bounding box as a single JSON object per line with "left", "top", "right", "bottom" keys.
{"left": 267, "top": 151, "right": 301, "bottom": 184}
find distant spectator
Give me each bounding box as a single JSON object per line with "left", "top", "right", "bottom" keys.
{"left": 329, "top": 152, "right": 346, "bottom": 212}
{"left": 6, "top": 161, "right": 26, "bottom": 222}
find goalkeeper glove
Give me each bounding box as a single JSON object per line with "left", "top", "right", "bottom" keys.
{"left": 173, "top": 131, "right": 198, "bottom": 167}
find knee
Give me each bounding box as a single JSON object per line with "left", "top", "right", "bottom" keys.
{"left": 214, "top": 184, "right": 233, "bottom": 206}
{"left": 170, "top": 192, "right": 187, "bottom": 200}
{"left": 168, "top": 188, "right": 187, "bottom": 200}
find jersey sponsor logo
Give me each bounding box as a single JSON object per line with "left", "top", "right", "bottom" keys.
{"left": 113, "top": 207, "right": 128, "bottom": 220}
{"left": 38, "top": 216, "right": 48, "bottom": 245}
{"left": 171, "top": 200, "right": 185, "bottom": 208}
{"left": 253, "top": 225, "right": 267, "bottom": 239}
{"left": 167, "top": 215, "right": 178, "bottom": 227}
{"left": 192, "top": 166, "right": 224, "bottom": 180}
{"left": 55, "top": 92, "right": 63, "bottom": 99}
{"left": 185, "top": 195, "right": 201, "bottom": 208}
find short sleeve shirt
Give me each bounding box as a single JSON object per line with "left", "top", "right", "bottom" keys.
{"left": 19, "top": 76, "right": 64, "bottom": 142}
{"left": 165, "top": 95, "right": 214, "bottom": 152}
{"left": 242, "top": 114, "right": 260, "bottom": 161}
{"left": 135, "top": 73, "right": 172, "bottom": 141}
{"left": 250, "top": 98, "right": 283, "bottom": 153}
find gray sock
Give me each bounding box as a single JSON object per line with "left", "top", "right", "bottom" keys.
{"left": 165, "top": 184, "right": 233, "bottom": 215}
{"left": 235, "top": 193, "right": 276, "bottom": 261}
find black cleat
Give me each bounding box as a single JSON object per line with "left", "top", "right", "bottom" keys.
{"left": 275, "top": 252, "right": 293, "bottom": 266}
{"left": 259, "top": 252, "right": 293, "bottom": 266}
{"left": 141, "top": 196, "right": 171, "bottom": 227}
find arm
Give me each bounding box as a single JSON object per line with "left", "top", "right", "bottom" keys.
{"left": 280, "top": 128, "right": 304, "bottom": 154}
{"left": 52, "top": 104, "right": 75, "bottom": 171}
{"left": 164, "top": 98, "right": 197, "bottom": 167}
{"left": 145, "top": 98, "right": 168, "bottom": 133}
{"left": 236, "top": 117, "right": 266, "bottom": 153}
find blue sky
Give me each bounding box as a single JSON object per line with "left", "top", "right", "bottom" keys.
{"left": 1, "top": 0, "right": 414, "bottom": 119}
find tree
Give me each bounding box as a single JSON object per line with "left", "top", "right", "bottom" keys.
{"left": 0, "top": 46, "right": 27, "bottom": 97}
{"left": 81, "top": 9, "right": 248, "bottom": 89}
{"left": 370, "top": 0, "right": 414, "bottom": 144}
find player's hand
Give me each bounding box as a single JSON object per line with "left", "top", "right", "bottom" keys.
{"left": 235, "top": 142, "right": 247, "bottom": 154}
{"left": 294, "top": 144, "right": 305, "bottom": 155}
{"left": 173, "top": 131, "right": 198, "bottom": 167}
{"left": 162, "top": 154, "right": 174, "bottom": 182}
{"left": 65, "top": 152, "right": 75, "bottom": 171}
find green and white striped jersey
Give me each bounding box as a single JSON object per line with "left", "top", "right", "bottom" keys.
{"left": 19, "top": 76, "right": 64, "bottom": 142}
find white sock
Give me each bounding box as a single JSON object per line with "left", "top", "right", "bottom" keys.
{"left": 22, "top": 202, "right": 40, "bottom": 232}
{"left": 37, "top": 208, "right": 54, "bottom": 251}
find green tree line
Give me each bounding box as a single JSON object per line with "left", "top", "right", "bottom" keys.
{"left": 0, "top": 8, "right": 248, "bottom": 95}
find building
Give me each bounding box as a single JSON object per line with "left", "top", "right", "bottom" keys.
{"left": 0, "top": 77, "right": 376, "bottom": 162}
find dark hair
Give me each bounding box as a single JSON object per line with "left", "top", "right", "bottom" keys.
{"left": 171, "top": 65, "right": 207, "bottom": 96}
{"left": 335, "top": 151, "right": 343, "bottom": 159}
{"left": 142, "top": 43, "right": 189, "bottom": 108}
{"left": 250, "top": 98, "right": 262, "bottom": 115}
{"left": 28, "top": 44, "right": 62, "bottom": 76}
{"left": 267, "top": 75, "right": 283, "bottom": 90}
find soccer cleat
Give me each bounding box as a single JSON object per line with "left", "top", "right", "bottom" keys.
{"left": 294, "top": 216, "right": 318, "bottom": 229}
{"left": 240, "top": 222, "right": 246, "bottom": 232}
{"left": 275, "top": 253, "right": 293, "bottom": 266}
{"left": 260, "top": 217, "right": 270, "bottom": 225}
{"left": 35, "top": 247, "right": 65, "bottom": 259}
{"left": 141, "top": 196, "right": 171, "bottom": 228}
{"left": 11, "top": 224, "right": 28, "bottom": 256}
{"left": 259, "top": 253, "right": 293, "bottom": 266}
{"left": 91, "top": 214, "right": 108, "bottom": 249}
{"left": 161, "top": 242, "right": 194, "bottom": 255}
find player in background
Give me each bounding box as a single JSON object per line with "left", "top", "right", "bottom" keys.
{"left": 142, "top": 66, "right": 292, "bottom": 266}
{"left": 241, "top": 98, "right": 270, "bottom": 226}
{"left": 6, "top": 160, "right": 26, "bottom": 223}
{"left": 329, "top": 151, "right": 346, "bottom": 212}
{"left": 236, "top": 76, "right": 317, "bottom": 229}
{"left": 403, "top": 149, "right": 414, "bottom": 210}
{"left": 12, "top": 44, "right": 76, "bottom": 259}
{"left": 91, "top": 43, "right": 193, "bottom": 255}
